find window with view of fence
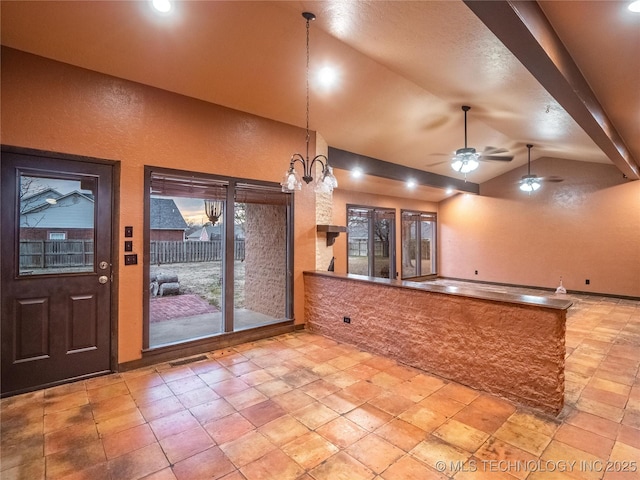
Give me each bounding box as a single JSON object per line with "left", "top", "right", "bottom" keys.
{"left": 150, "top": 240, "right": 245, "bottom": 264}
{"left": 348, "top": 239, "right": 391, "bottom": 257}
{"left": 19, "top": 240, "right": 94, "bottom": 268}
{"left": 19, "top": 239, "right": 246, "bottom": 268}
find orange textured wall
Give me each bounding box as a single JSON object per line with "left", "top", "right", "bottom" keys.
{"left": 1, "top": 48, "right": 316, "bottom": 362}
{"left": 439, "top": 158, "right": 640, "bottom": 297}
{"left": 331, "top": 189, "right": 438, "bottom": 276}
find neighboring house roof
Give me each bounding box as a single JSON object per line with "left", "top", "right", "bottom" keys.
{"left": 186, "top": 225, "right": 220, "bottom": 241}
{"left": 20, "top": 190, "right": 95, "bottom": 229}
{"left": 20, "top": 188, "right": 64, "bottom": 212}
{"left": 186, "top": 224, "right": 245, "bottom": 241}
{"left": 150, "top": 198, "right": 188, "bottom": 230}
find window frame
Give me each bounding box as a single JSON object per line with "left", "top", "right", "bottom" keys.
{"left": 400, "top": 209, "right": 437, "bottom": 280}
{"left": 142, "top": 166, "right": 294, "bottom": 352}
{"left": 346, "top": 204, "right": 396, "bottom": 279}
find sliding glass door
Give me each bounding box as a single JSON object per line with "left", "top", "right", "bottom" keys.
{"left": 145, "top": 169, "right": 292, "bottom": 349}
{"left": 347, "top": 205, "right": 396, "bottom": 279}
{"left": 401, "top": 210, "right": 436, "bottom": 279}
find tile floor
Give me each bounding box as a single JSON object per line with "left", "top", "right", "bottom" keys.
{"left": 1, "top": 288, "right": 639, "bottom": 480}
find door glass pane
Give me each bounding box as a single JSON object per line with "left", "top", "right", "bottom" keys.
{"left": 235, "top": 197, "right": 287, "bottom": 331}
{"left": 421, "top": 220, "right": 435, "bottom": 275}
{"left": 149, "top": 195, "right": 224, "bottom": 347}
{"left": 401, "top": 213, "right": 418, "bottom": 278}
{"left": 348, "top": 206, "right": 395, "bottom": 278}
{"left": 401, "top": 210, "right": 436, "bottom": 279}
{"left": 373, "top": 212, "right": 393, "bottom": 278}
{"left": 147, "top": 171, "right": 291, "bottom": 348}
{"left": 19, "top": 174, "right": 95, "bottom": 276}
{"left": 347, "top": 208, "right": 369, "bottom": 275}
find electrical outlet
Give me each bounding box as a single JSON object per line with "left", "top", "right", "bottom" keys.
{"left": 475, "top": 270, "right": 478, "bottom": 275}
{"left": 585, "top": 279, "right": 590, "bottom": 285}
{"left": 343, "top": 317, "right": 351, "bottom": 324}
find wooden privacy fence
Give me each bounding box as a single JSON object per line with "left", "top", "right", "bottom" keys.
{"left": 348, "top": 239, "right": 431, "bottom": 259}
{"left": 348, "top": 240, "right": 391, "bottom": 258}
{"left": 19, "top": 240, "right": 245, "bottom": 268}
{"left": 20, "top": 240, "right": 94, "bottom": 268}
{"left": 151, "top": 240, "right": 245, "bottom": 264}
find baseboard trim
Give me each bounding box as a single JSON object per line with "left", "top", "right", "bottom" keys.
{"left": 119, "top": 321, "right": 295, "bottom": 372}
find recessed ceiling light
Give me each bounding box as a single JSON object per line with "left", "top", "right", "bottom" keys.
{"left": 317, "top": 66, "right": 338, "bottom": 88}
{"left": 445, "top": 188, "right": 454, "bottom": 195}
{"left": 629, "top": 0, "right": 640, "bottom": 12}
{"left": 152, "top": 0, "right": 172, "bottom": 13}
{"left": 351, "top": 168, "right": 363, "bottom": 179}
{"left": 406, "top": 179, "right": 416, "bottom": 189}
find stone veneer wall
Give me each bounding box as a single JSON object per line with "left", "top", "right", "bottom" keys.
{"left": 304, "top": 273, "right": 566, "bottom": 413}
{"left": 244, "top": 204, "right": 286, "bottom": 318}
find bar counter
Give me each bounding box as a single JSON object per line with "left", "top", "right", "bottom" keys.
{"left": 304, "top": 271, "right": 573, "bottom": 413}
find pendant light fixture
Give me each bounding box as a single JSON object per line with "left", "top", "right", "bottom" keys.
{"left": 451, "top": 106, "right": 480, "bottom": 176}
{"left": 519, "top": 144, "right": 541, "bottom": 193}
{"left": 281, "top": 12, "right": 338, "bottom": 194}
{"left": 204, "top": 199, "right": 223, "bottom": 225}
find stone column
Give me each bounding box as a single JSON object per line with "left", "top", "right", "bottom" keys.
{"left": 314, "top": 133, "right": 335, "bottom": 271}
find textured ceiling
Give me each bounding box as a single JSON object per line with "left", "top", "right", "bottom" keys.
{"left": 1, "top": 1, "right": 638, "bottom": 200}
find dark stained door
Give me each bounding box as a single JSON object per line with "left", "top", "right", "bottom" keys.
{"left": 1, "top": 149, "right": 113, "bottom": 396}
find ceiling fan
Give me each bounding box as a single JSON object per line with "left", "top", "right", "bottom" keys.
{"left": 519, "top": 144, "right": 564, "bottom": 192}
{"left": 427, "top": 106, "right": 513, "bottom": 173}
{"left": 451, "top": 105, "right": 513, "bottom": 174}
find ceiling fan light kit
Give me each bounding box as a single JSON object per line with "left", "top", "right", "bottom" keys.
{"left": 451, "top": 147, "right": 480, "bottom": 174}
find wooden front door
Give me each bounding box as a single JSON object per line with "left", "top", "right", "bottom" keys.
{"left": 1, "top": 148, "right": 114, "bottom": 396}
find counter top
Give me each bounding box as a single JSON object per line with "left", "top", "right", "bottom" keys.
{"left": 304, "top": 271, "right": 573, "bottom": 310}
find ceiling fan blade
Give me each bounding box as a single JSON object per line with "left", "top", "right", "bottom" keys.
{"left": 480, "top": 154, "right": 513, "bottom": 162}
{"left": 541, "top": 176, "right": 564, "bottom": 183}
{"left": 425, "top": 160, "right": 449, "bottom": 167}
{"left": 482, "top": 146, "right": 509, "bottom": 155}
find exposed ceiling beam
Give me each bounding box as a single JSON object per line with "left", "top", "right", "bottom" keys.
{"left": 464, "top": 0, "right": 639, "bottom": 180}
{"left": 328, "top": 147, "right": 479, "bottom": 194}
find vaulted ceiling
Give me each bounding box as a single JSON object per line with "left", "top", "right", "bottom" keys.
{"left": 2, "top": 1, "right": 638, "bottom": 200}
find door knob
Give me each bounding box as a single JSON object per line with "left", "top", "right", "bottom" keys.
{"left": 99, "top": 261, "right": 109, "bottom": 270}
{"left": 98, "top": 275, "right": 109, "bottom": 284}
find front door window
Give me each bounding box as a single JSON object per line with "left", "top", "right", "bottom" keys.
{"left": 19, "top": 175, "right": 96, "bottom": 276}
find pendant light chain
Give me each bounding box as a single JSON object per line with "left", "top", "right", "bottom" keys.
{"left": 305, "top": 14, "right": 311, "bottom": 161}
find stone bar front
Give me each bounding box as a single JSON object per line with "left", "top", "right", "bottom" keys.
{"left": 304, "top": 271, "right": 572, "bottom": 414}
